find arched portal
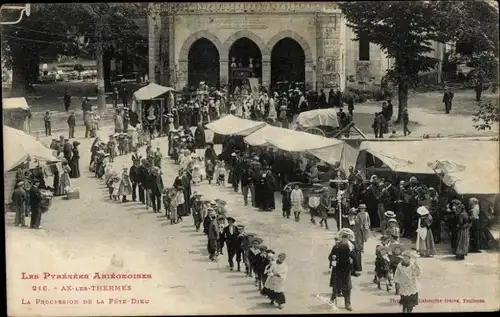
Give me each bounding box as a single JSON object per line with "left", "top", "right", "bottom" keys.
{"left": 188, "top": 38, "right": 220, "bottom": 90}
{"left": 270, "top": 38, "right": 305, "bottom": 92}
{"left": 228, "top": 37, "right": 262, "bottom": 94}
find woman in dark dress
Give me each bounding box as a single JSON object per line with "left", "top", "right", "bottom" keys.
{"left": 455, "top": 206, "right": 471, "bottom": 260}
{"left": 69, "top": 141, "right": 81, "bottom": 178}
{"left": 194, "top": 124, "right": 206, "bottom": 149}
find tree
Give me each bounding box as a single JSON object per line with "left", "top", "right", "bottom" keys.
{"left": 472, "top": 100, "right": 500, "bottom": 131}
{"left": 442, "top": 1, "right": 499, "bottom": 101}
{"left": 1, "top": 3, "right": 147, "bottom": 112}
{"left": 339, "top": 2, "right": 448, "bottom": 123}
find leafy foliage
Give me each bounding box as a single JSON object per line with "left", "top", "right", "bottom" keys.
{"left": 472, "top": 100, "right": 500, "bottom": 130}
{"left": 339, "top": 1, "right": 446, "bottom": 121}
{"left": 1, "top": 3, "right": 147, "bottom": 94}
{"left": 443, "top": 1, "right": 499, "bottom": 101}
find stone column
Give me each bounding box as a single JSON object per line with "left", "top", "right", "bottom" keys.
{"left": 220, "top": 59, "right": 229, "bottom": 89}
{"left": 168, "top": 14, "right": 176, "bottom": 87}
{"left": 316, "top": 12, "right": 343, "bottom": 91}
{"left": 147, "top": 4, "right": 161, "bottom": 84}
{"left": 261, "top": 55, "right": 271, "bottom": 92}
{"left": 177, "top": 60, "right": 188, "bottom": 89}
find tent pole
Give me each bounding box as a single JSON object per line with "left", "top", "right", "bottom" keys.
{"left": 160, "top": 99, "right": 164, "bottom": 137}
{"left": 338, "top": 191, "right": 342, "bottom": 230}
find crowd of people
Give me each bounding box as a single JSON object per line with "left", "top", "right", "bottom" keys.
{"left": 12, "top": 79, "right": 494, "bottom": 313}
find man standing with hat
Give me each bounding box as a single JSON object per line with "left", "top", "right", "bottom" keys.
{"left": 343, "top": 208, "right": 363, "bottom": 276}
{"left": 148, "top": 166, "right": 164, "bottom": 213}
{"left": 308, "top": 184, "right": 323, "bottom": 225}
{"left": 28, "top": 178, "right": 44, "bottom": 229}
{"left": 207, "top": 210, "right": 220, "bottom": 261}
{"left": 236, "top": 225, "right": 250, "bottom": 273}
{"left": 222, "top": 217, "right": 241, "bottom": 271}
{"left": 12, "top": 181, "right": 28, "bottom": 227}
{"left": 328, "top": 231, "right": 355, "bottom": 311}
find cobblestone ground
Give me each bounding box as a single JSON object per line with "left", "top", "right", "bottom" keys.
{"left": 6, "top": 125, "right": 500, "bottom": 316}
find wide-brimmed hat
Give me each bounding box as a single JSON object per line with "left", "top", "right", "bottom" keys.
{"left": 217, "top": 200, "right": 227, "bottom": 206}
{"left": 384, "top": 211, "right": 396, "bottom": 218}
{"left": 217, "top": 215, "right": 226, "bottom": 221}
{"left": 193, "top": 192, "right": 203, "bottom": 197}
{"left": 388, "top": 218, "right": 398, "bottom": 223}
{"left": 349, "top": 208, "right": 358, "bottom": 215}
{"left": 237, "top": 224, "right": 245, "bottom": 229}
{"left": 417, "top": 206, "right": 429, "bottom": 216}
{"left": 378, "top": 246, "right": 390, "bottom": 254}
{"left": 400, "top": 250, "right": 415, "bottom": 259}
{"left": 227, "top": 217, "right": 236, "bottom": 223}
{"left": 358, "top": 204, "right": 367, "bottom": 209}
{"left": 210, "top": 200, "right": 217, "bottom": 206}
{"left": 337, "top": 228, "right": 355, "bottom": 240}
{"left": 390, "top": 243, "right": 404, "bottom": 253}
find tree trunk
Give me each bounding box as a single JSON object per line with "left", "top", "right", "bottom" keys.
{"left": 103, "top": 52, "right": 112, "bottom": 92}
{"left": 10, "top": 44, "right": 30, "bottom": 95}
{"left": 395, "top": 80, "right": 408, "bottom": 124}
{"left": 96, "top": 43, "right": 107, "bottom": 114}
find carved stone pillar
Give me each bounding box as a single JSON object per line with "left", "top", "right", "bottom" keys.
{"left": 261, "top": 55, "right": 271, "bottom": 92}
{"left": 148, "top": 4, "right": 161, "bottom": 84}
{"left": 220, "top": 59, "right": 229, "bottom": 88}
{"left": 316, "top": 13, "right": 342, "bottom": 91}
{"left": 177, "top": 60, "right": 188, "bottom": 89}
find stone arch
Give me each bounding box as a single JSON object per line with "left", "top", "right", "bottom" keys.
{"left": 178, "top": 30, "right": 223, "bottom": 62}
{"left": 264, "top": 30, "right": 313, "bottom": 62}
{"left": 222, "top": 30, "right": 266, "bottom": 60}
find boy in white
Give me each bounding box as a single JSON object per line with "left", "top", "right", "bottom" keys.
{"left": 290, "top": 184, "right": 304, "bottom": 222}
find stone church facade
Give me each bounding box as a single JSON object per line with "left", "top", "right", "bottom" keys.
{"left": 147, "top": 2, "right": 444, "bottom": 92}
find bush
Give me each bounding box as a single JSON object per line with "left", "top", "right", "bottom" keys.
{"left": 343, "top": 86, "right": 394, "bottom": 104}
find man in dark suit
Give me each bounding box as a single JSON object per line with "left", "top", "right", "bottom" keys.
{"left": 137, "top": 159, "right": 150, "bottom": 205}
{"left": 207, "top": 211, "right": 220, "bottom": 261}
{"left": 129, "top": 159, "right": 140, "bottom": 202}
{"left": 148, "top": 167, "right": 164, "bottom": 213}
{"left": 328, "top": 232, "right": 356, "bottom": 311}
{"left": 28, "top": 178, "right": 44, "bottom": 229}
{"left": 443, "top": 86, "right": 454, "bottom": 114}
{"left": 222, "top": 217, "right": 240, "bottom": 271}
{"left": 181, "top": 170, "right": 192, "bottom": 216}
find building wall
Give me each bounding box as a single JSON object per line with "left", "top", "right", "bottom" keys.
{"left": 148, "top": 2, "right": 447, "bottom": 92}
{"left": 171, "top": 13, "right": 318, "bottom": 90}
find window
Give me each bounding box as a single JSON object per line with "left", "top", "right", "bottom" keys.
{"left": 358, "top": 33, "right": 370, "bottom": 61}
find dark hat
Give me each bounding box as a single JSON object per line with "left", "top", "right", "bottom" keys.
{"left": 237, "top": 224, "right": 245, "bottom": 229}
{"left": 217, "top": 215, "right": 226, "bottom": 221}
{"left": 73, "top": 141, "right": 80, "bottom": 146}
{"left": 265, "top": 249, "right": 275, "bottom": 254}
{"left": 227, "top": 217, "right": 236, "bottom": 223}
{"left": 258, "top": 245, "right": 268, "bottom": 251}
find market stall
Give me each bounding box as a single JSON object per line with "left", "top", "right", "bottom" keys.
{"left": 131, "top": 82, "right": 175, "bottom": 135}
{"left": 243, "top": 124, "right": 287, "bottom": 147}
{"left": 264, "top": 127, "right": 344, "bottom": 152}
{"left": 4, "top": 125, "right": 60, "bottom": 205}
{"left": 2, "top": 97, "right": 31, "bottom": 133}
{"left": 356, "top": 139, "right": 500, "bottom": 188}
{"left": 4, "top": 125, "right": 60, "bottom": 172}
{"left": 206, "top": 114, "right": 266, "bottom": 136}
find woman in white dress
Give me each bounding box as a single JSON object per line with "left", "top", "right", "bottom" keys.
{"left": 393, "top": 251, "right": 422, "bottom": 313}
{"left": 57, "top": 161, "right": 72, "bottom": 195}
{"left": 263, "top": 253, "right": 288, "bottom": 309}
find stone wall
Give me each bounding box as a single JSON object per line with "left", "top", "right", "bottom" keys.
{"left": 172, "top": 13, "right": 318, "bottom": 90}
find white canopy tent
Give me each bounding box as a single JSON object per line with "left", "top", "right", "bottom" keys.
{"left": 132, "top": 82, "right": 175, "bottom": 102}
{"left": 243, "top": 124, "right": 289, "bottom": 146}
{"left": 359, "top": 139, "right": 499, "bottom": 195}
{"left": 206, "top": 115, "right": 266, "bottom": 136}
{"left": 3, "top": 125, "right": 60, "bottom": 172}
{"left": 264, "top": 128, "right": 344, "bottom": 152}
{"left": 295, "top": 108, "right": 340, "bottom": 128}
{"left": 2, "top": 97, "right": 31, "bottom": 133}
{"left": 308, "top": 143, "right": 359, "bottom": 174}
